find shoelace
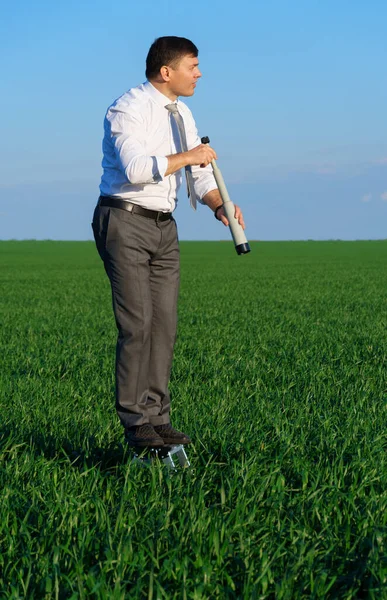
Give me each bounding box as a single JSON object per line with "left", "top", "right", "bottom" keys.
{"left": 138, "top": 424, "right": 159, "bottom": 435}
{"left": 154, "top": 424, "right": 172, "bottom": 433}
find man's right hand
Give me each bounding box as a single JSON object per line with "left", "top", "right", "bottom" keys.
{"left": 185, "top": 144, "right": 217, "bottom": 168}
{"left": 165, "top": 144, "right": 218, "bottom": 176}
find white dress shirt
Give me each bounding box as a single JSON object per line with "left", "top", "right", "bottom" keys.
{"left": 99, "top": 81, "right": 217, "bottom": 212}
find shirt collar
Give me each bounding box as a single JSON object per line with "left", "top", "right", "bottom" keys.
{"left": 143, "top": 80, "right": 179, "bottom": 108}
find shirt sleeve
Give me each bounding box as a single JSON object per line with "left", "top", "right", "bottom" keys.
{"left": 106, "top": 107, "right": 168, "bottom": 185}
{"left": 183, "top": 107, "right": 218, "bottom": 204}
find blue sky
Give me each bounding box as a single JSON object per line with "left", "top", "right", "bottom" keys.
{"left": 1, "top": 0, "right": 386, "bottom": 240}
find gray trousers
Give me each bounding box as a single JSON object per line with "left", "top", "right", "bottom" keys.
{"left": 92, "top": 204, "right": 180, "bottom": 428}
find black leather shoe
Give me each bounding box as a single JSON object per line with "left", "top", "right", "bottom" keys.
{"left": 125, "top": 424, "right": 165, "bottom": 447}
{"left": 153, "top": 424, "right": 191, "bottom": 445}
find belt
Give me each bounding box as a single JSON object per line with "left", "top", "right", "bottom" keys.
{"left": 98, "top": 196, "right": 172, "bottom": 222}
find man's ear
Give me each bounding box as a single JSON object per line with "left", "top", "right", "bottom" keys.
{"left": 160, "top": 66, "right": 171, "bottom": 82}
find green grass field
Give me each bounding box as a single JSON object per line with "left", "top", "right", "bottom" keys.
{"left": 1, "top": 240, "right": 387, "bottom": 599}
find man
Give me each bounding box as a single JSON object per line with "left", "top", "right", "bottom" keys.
{"left": 92, "top": 36, "right": 245, "bottom": 448}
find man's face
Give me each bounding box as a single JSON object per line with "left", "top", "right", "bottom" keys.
{"left": 167, "top": 54, "right": 202, "bottom": 97}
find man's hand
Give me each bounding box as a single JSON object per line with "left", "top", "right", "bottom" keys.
{"left": 165, "top": 144, "right": 218, "bottom": 176}
{"left": 216, "top": 204, "right": 246, "bottom": 229}
{"left": 202, "top": 190, "right": 246, "bottom": 229}
{"left": 185, "top": 144, "right": 217, "bottom": 168}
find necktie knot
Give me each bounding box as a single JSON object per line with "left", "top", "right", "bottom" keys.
{"left": 165, "top": 103, "right": 179, "bottom": 114}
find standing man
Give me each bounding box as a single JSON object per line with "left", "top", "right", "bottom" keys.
{"left": 92, "top": 36, "right": 245, "bottom": 448}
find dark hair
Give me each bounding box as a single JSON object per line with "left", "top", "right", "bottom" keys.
{"left": 146, "top": 36, "right": 198, "bottom": 79}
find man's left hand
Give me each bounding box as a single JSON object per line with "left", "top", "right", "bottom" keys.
{"left": 216, "top": 204, "right": 246, "bottom": 229}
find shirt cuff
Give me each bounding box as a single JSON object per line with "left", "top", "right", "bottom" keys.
{"left": 193, "top": 172, "right": 218, "bottom": 204}
{"left": 153, "top": 156, "right": 168, "bottom": 181}
{"left": 197, "top": 185, "right": 218, "bottom": 204}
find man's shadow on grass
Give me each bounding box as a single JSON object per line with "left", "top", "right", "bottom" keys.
{"left": 1, "top": 420, "right": 246, "bottom": 474}
{"left": 0, "top": 424, "right": 131, "bottom": 473}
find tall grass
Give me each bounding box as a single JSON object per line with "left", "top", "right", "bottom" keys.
{"left": 1, "top": 240, "right": 386, "bottom": 598}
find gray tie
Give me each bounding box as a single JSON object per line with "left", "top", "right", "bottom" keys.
{"left": 166, "top": 103, "right": 197, "bottom": 210}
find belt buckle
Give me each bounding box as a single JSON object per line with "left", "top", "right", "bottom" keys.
{"left": 155, "top": 210, "right": 162, "bottom": 222}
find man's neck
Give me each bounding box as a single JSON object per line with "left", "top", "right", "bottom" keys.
{"left": 148, "top": 79, "right": 177, "bottom": 102}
